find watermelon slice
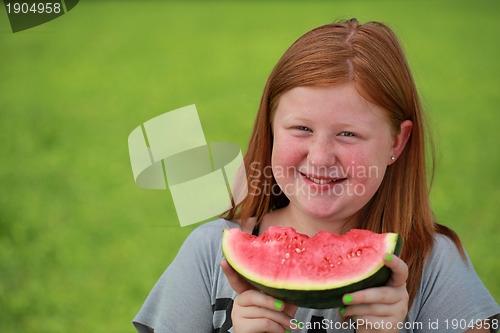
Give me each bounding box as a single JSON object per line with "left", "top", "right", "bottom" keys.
{"left": 222, "top": 226, "right": 402, "bottom": 309}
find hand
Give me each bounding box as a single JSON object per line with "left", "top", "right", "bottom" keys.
{"left": 339, "top": 254, "right": 409, "bottom": 333}
{"left": 221, "top": 259, "right": 298, "bottom": 333}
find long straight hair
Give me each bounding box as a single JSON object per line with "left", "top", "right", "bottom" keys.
{"left": 222, "top": 19, "right": 464, "bottom": 307}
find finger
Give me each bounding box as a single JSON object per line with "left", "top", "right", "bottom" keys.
{"left": 236, "top": 289, "right": 288, "bottom": 312}
{"left": 221, "top": 259, "right": 255, "bottom": 294}
{"left": 340, "top": 303, "right": 396, "bottom": 317}
{"left": 221, "top": 260, "right": 299, "bottom": 318}
{"left": 237, "top": 290, "right": 298, "bottom": 318}
{"left": 244, "top": 317, "right": 291, "bottom": 333}
{"left": 383, "top": 254, "right": 408, "bottom": 287}
{"left": 283, "top": 303, "right": 299, "bottom": 318}
{"left": 346, "top": 303, "right": 408, "bottom": 323}
{"left": 342, "top": 286, "right": 405, "bottom": 305}
{"left": 239, "top": 305, "right": 295, "bottom": 331}
{"left": 236, "top": 290, "right": 297, "bottom": 329}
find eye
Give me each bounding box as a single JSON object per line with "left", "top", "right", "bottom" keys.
{"left": 339, "top": 131, "right": 355, "bottom": 137}
{"left": 297, "top": 126, "right": 312, "bottom": 132}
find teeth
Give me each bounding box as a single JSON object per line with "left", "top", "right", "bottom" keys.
{"left": 305, "top": 175, "right": 339, "bottom": 184}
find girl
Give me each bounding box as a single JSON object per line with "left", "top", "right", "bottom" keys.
{"left": 133, "top": 19, "right": 499, "bottom": 333}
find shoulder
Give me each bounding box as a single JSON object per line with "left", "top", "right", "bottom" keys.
{"left": 424, "top": 232, "right": 471, "bottom": 272}
{"left": 410, "top": 232, "right": 500, "bottom": 324}
{"left": 149, "top": 219, "right": 242, "bottom": 295}
{"left": 429, "top": 233, "right": 466, "bottom": 260}
{"left": 178, "top": 218, "right": 241, "bottom": 257}
{"left": 431, "top": 232, "right": 463, "bottom": 251}
{"left": 189, "top": 218, "right": 241, "bottom": 238}
{"left": 132, "top": 219, "right": 241, "bottom": 332}
{"left": 421, "top": 233, "right": 470, "bottom": 282}
{"left": 415, "top": 233, "right": 474, "bottom": 308}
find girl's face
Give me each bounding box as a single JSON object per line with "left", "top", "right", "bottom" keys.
{"left": 271, "top": 83, "right": 408, "bottom": 226}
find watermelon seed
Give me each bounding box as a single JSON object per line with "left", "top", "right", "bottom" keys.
{"left": 281, "top": 259, "right": 285, "bottom": 264}
{"left": 285, "top": 253, "right": 290, "bottom": 259}
{"left": 356, "top": 250, "right": 362, "bottom": 256}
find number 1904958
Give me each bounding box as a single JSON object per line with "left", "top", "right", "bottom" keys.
{"left": 444, "top": 318, "right": 499, "bottom": 330}
{"left": 6, "top": 2, "right": 62, "bottom": 14}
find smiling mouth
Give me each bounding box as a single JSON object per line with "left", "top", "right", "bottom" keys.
{"left": 303, "top": 173, "right": 345, "bottom": 185}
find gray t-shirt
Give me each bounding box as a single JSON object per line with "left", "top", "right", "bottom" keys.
{"left": 133, "top": 219, "right": 500, "bottom": 332}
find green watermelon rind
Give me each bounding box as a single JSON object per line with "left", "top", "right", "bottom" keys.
{"left": 223, "top": 229, "right": 403, "bottom": 309}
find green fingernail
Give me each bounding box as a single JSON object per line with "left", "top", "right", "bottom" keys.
{"left": 274, "top": 301, "right": 283, "bottom": 309}
{"left": 339, "top": 307, "right": 346, "bottom": 314}
{"left": 285, "top": 330, "right": 290, "bottom": 333}
{"left": 385, "top": 254, "right": 393, "bottom": 262}
{"left": 344, "top": 295, "right": 353, "bottom": 304}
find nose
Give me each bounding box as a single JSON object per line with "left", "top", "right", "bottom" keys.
{"left": 307, "top": 137, "right": 336, "bottom": 167}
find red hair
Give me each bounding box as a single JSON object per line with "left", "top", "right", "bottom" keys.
{"left": 222, "top": 19, "right": 464, "bottom": 307}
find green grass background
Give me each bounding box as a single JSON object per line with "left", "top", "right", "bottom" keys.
{"left": 1, "top": 1, "right": 498, "bottom": 331}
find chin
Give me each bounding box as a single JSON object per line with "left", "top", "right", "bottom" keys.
{"left": 299, "top": 198, "right": 342, "bottom": 219}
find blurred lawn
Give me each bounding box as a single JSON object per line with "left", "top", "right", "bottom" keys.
{"left": 0, "top": 1, "right": 498, "bottom": 332}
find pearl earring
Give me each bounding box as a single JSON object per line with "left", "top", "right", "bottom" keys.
{"left": 391, "top": 156, "right": 395, "bottom": 161}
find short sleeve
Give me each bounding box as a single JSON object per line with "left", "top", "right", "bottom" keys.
{"left": 132, "top": 221, "right": 224, "bottom": 333}
{"left": 413, "top": 235, "right": 500, "bottom": 332}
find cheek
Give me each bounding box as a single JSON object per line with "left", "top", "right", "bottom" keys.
{"left": 341, "top": 148, "right": 370, "bottom": 171}
{"left": 346, "top": 149, "right": 388, "bottom": 184}
{"left": 271, "top": 134, "right": 306, "bottom": 167}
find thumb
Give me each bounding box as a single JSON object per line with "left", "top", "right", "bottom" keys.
{"left": 221, "top": 259, "right": 298, "bottom": 318}
{"left": 220, "top": 259, "right": 255, "bottom": 294}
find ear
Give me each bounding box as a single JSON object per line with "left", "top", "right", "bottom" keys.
{"left": 390, "top": 120, "right": 413, "bottom": 164}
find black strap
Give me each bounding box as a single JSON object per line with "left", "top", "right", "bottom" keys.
{"left": 252, "top": 224, "right": 260, "bottom": 236}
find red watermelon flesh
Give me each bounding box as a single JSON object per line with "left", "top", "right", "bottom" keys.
{"left": 222, "top": 226, "right": 402, "bottom": 308}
